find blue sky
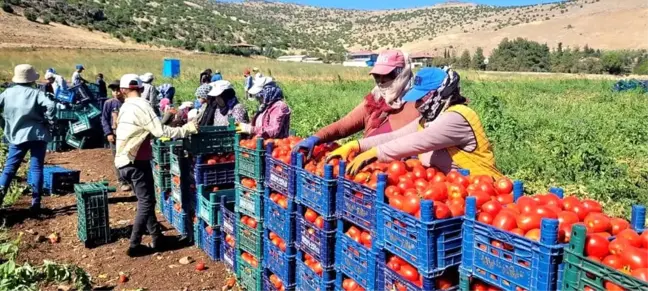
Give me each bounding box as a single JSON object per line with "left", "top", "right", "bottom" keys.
{"left": 222, "top": 0, "right": 560, "bottom": 10}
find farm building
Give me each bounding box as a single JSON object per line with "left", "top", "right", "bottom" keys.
{"left": 411, "top": 52, "right": 434, "bottom": 67}
{"left": 277, "top": 55, "right": 307, "bottom": 62}
{"left": 302, "top": 57, "right": 324, "bottom": 64}
{"left": 343, "top": 50, "right": 378, "bottom": 67}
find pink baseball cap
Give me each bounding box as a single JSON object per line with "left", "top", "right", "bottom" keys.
{"left": 370, "top": 50, "right": 405, "bottom": 75}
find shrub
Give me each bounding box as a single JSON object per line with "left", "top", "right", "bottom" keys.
{"left": 1, "top": 2, "right": 13, "bottom": 13}
{"left": 24, "top": 8, "right": 37, "bottom": 22}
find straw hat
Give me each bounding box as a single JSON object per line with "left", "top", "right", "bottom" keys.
{"left": 12, "top": 64, "right": 40, "bottom": 83}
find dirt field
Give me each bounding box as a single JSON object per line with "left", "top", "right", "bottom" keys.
{"left": 4, "top": 149, "right": 235, "bottom": 290}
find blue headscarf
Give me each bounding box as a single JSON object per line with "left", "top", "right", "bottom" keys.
{"left": 157, "top": 83, "right": 175, "bottom": 102}
{"left": 257, "top": 82, "right": 284, "bottom": 113}
{"left": 211, "top": 73, "right": 223, "bottom": 82}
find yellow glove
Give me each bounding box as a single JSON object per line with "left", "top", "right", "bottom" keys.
{"left": 347, "top": 147, "right": 378, "bottom": 176}
{"left": 326, "top": 140, "right": 360, "bottom": 163}
{"left": 235, "top": 123, "right": 253, "bottom": 134}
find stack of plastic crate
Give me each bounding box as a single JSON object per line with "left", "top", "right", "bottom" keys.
{"left": 49, "top": 92, "right": 105, "bottom": 151}
{"left": 234, "top": 134, "right": 266, "bottom": 291}
{"left": 293, "top": 152, "right": 337, "bottom": 291}
{"left": 263, "top": 141, "right": 298, "bottom": 291}
{"left": 168, "top": 144, "right": 195, "bottom": 237}
{"left": 75, "top": 181, "right": 115, "bottom": 248}
{"left": 152, "top": 139, "right": 178, "bottom": 213}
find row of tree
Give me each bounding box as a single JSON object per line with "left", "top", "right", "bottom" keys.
{"left": 436, "top": 38, "right": 648, "bottom": 75}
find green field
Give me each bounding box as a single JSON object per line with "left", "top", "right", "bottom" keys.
{"left": 1, "top": 48, "right": 647, "bottom": 217}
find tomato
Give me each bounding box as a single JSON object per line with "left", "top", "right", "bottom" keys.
{"left": 544, "top": 193, "right": 564, "bottom": 209}
{"left": 400, "top": 195, "right": 421, "bottom": 215}
{"left": 475, "top": 182, "right": 497, "bottom": 197}
{"left": 608, "top": 238, "right": 630, "bottom": 255}
{"left": 398, "top": 180, "right": 415, "bottom": 191}
{"left": 610, "top": 218, "right": 630, "bottom": 235}
{"left": 387, "top": 161, "right": 408, "bottom": 185}
{"left": 584, "top": 213, "right": 611, "bottom": 233}
{"left": 559, "top": 223, "right": 579, "bottom": 243}
{"left": 516, "top": 196, "right": 537, "bottom": 214}
{"left": 247, "top": 217, "right": 257, "bottom": 229}
{"left": 434, "top": 202, "right": 452, "bottom": 219}
{"left": 534, "top": 206, "right": 558, "bottom": 219}
{"left": 469, "top": 190, "right": 491, "bottom": 208}
{"left": 602, "top": 255, "right": 624, "bottom": 269}
{"left": 640, "top": 231, "right": 648, "bottom": 249}
{"left": 425, "top": 168, "right": 438, "bottom": 181}
{"left": 510, "top": 228, "right": 525, "bottom": 236}
{"left": 399, "top": 264, "right": 419, "bottom": 283}
{"left": 304, "top": 209, "right": 318, "bottom": 223}
{"left": 481, "top": 200, "right": 503, "bottom": 216}
{"left": 360, "top": 231, "right": 372, "bottom": 246}
{"left": 353, "top": 172, "right": 370, "bottom": 184}
{"left": 492, "top": 211, "right": 518, "bottom": 231}
{"left": 414, "top": 178, "right": 429, "bottom": 191}
{"left": 405, "top": 159, "right": 423, "bottom": 169}
{"left": 478, "top": 212, "right": 494, "bottom": 225}
{"left": 558, "top": 211, "right": 580, "bottom": 228}
{"left": 446, "top": 170, "right": 461, "bottom": 183}
{"left": 525, "top": 229, "right": 541, "bottom": 241}
{"left": 314, "top": 217, "right": 324, "bottom": 229}
{"left": 562, "top": 196, "right": 581, "bottom": 212}
{"left": 517, "top": 213, "right": 543, "bottom": 232}
{"left": 631, "top": 268, "right": 648, "bottom": 282}
{"left": 448, "top": 202, "right": 465, "bottom": 217}
{"left": 448, "top": 183, "right": 467, "bottom": 200}
{"left": 571, "top": 203, "right": 590, "bottom": 221}
{"left": 422, "top": 182, "right": 448, "bottom": 201}
{"left": 454, "top": 175, "right": 470, "bottom": 188}
{"left": 432, "top": 172, "right": 447, "bottom": 183}
{"left": 435, "top": 276, "right": 454, "bottom": 290}
{"left": 496, "top": 194, "right": 514, "bottom": 204}
{"left": 604, "top": 282, "right": 624, "bottom": 291}
{"left": 385, "top": 185, "right": 402, "bottom": 200}
{"left": 620, "top": 246, "right": 648, "bottom": 270}
{"left": 617, "top": 229, "right": 642, "bottom": 247}
{"left": 389, "top": 196, "right": 405, "bottom": 211}
{"left": 581, "top": 199, "right": 603, "bottom": 213}
{"left": 585, "top": 234, "right": 610, "bottom": 259}
{"left": 411, "top": 166, "right": 426, "bottom": 180}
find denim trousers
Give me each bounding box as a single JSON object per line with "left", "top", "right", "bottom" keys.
{"left": 0, "top": 141, "right": 47, "bottom": 206}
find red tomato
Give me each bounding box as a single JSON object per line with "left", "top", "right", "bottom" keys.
{"left": 398, "top": 180, "right": 415, "bottom": 191}
{"left": 436, "top": 276, "right": 454, "bottom": 290}
{"left": 385, "top": 185, "right": 402, "bottom": 200}
{"left": 640, "top": 231, "right": 648, "bottom": 249}
{"left": 405, "top": 159, "right": 423, "bottom": 170}
{"left": 543, "top": 193, "right": 564, "bottom": 209}
{"left": 516, "top": 196, "right": 537, "bottom": 214}
{"left": 400, "top": 195, "right": 421, "bottom": 215}
{"left": 432, "top": 172, "right": 447, "bottom": 183}
{"left": 602, "top": 255, "right": 623, "bottom": 269}
{"left": 492, "top": 211, "right": 518, "bottom": 231}
{"left": 631, "top": 268, "right": 648, "bottom": 282}
{"left": 603, "top": 282, "right": 624, "bottom": 291}
{"left": 411, "top": 166, "right": 426, "bottom": 180}
{"left": 481, "top": 200, "right": 503, "bottom": 216}
{"left": 469, "top": 190, "right": 491, "bottom": 208}
{"left": 446, "top": 170, "right": 460, "bottom": 183}
{"left": 414, "top": 178, "right": 429, "bottom": 191}
{"left": 475, "top": 182, "right": 497, "bottom": 197}
{"left": 525, "top": 229, "right": 541, "bottom": 241}
{"left": 434, "top": 202, "right": 452, "bottom": 219}
{"left": 581, "top": 199, "right": 603, "bottom": 213}
{"left": 610, "top": 218, "right": 630, "bottom": 235}
{"left": 517, "top": 213, "right": 543, "bottom": 232}
{"left": 558, "top": 211, "right": 580, "bottom": 228}
{"left": 584, "top": 213, "right": 611, "bottom": 233}
{"left": 621, "top": 247, "right": 648, "bottom": 270}
{"left": 571, "top": 203, "right": 590, "bottom": 221}
{"left": 360, "top": 232, "right": 372, "bottom": 247}
{"left": 314, "top": 217, "right": 324, "bottom": 229}
{"left": 510, "top": 228, "right": 525, "bottom": 236}
{"left": 454, "top": 175, "right": 470, "bottom": 188}
{"left": 448, "top": 202, "right": 465, "bottom": 217}
{"left": 562, "top": 196, "right": 581, "bottom": 211}
{"left": 425, "top": 168, "right": 438, "bottom": 181}
{"left": 534, "top": 206, "right": 558, "bottom": 219}
{"left": 448, "top": 183, "right": 467, "bottom": 200}
{"left": 422, "top": 182, "right": 448, "bottom": 201}
{"left": 617, "top": 229, "right": 642, "bottom": 247}
{"left": 585, "top": 234, "right": 610, "bottom": 259}
{"left": 608, "top": 238, "right": 630, "bottom": 255}
{"left": 496, "top": 194, "right": 514, "bottom": 204}
{"left": 387, "top": 161, "right": 408, "bottom": 185}
{"left": 304, "top": 209, "right": 318, "bottom": 223}
{"left": 494, "top": 177, "right": 513, "bottom": 195}
{"left": 399, "top": 264, "right": 419, "bottom": 283}
{"left": 478, "top": 212, "right": 494, "bottom": 225}
{"left": 389, "top": 196, "right": 405, "bottom": 211}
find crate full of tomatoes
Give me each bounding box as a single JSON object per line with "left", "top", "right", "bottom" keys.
{"left": 264, "top": 188, "right": 297, "bottom": 243}
{"left": 561, "top": 205, "right": 647, "bottom": 291}
{"left": 197, "top": 218, "right": 221, "bottom": 261}
{"left": 376, "top": 162, "right": 486, "bottom": 275}
{"left": 337, "top": 160, "right": 388, "bottom": 232}
{"left": 194, "top": 153, "right": 235, "bottom": 186}
{"left": 335, "top": 219, "right": 377, "bottom": 291}
{"left": 237, "top": 250, "right": 262, "bottom": 291}
{"left": 235, "top": 135, "right": 265, "bottom": 181}
{"left": 378, "top": 251, "right": 459, "bottom": 291}
{"left": 196, "top": 185, "right": 235, "bottom": 227}
{"left": 295, "top": 204, "right": 336, "bottom": 267}
{"left": 183, "top": 122, "right": 236, "bottom": 156}
{"left": 295, "top": 249, "right": 336, "bottom": 291}
{"left": 221, "top": 229, "right": 237, "bottom": 273}
{"left": 294, "top": 143, "right": 341, "bottom": 219}
{"left": 264, "top": 229, "right": 296, "bottom": 288}
{"left": 265, "top": 137, "right": 302, "bottom": 197}
{"left": 235, "top": 177, "right": 264, "bottom": 220}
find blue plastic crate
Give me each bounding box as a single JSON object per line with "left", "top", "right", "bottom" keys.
{"left": 263, "top": 228, "right": 296, "bottom": 286}
{"left": 221, "top": 231, "right": 237, "bottom": 272}
{"left": 162, "top": 195, "right": 174, "bottom": 223}
{"left": 263, "top": 189, "right": 296, "bottom": 243}
{"left": 265, "top": 142, "right": 296, "bottom": 197}
{"left": 55, "top": 87, "right": 76, "bottom": 103}
{"left": 196, "top": 185, "right": 235, "bottom": 226}
{"left": 377, "top": 258, "right": 459, "bottom": 291}
{"left": 375, "top": 189, "right": 463, "bottom": 275}
{"left": 219, "top": 195, "right": 236, "bottom": 236}
{"left": 194, "top": 157, "right": 235, "bottom": 186}
{"left": 234, "top": 182, "right": 264, "bottom": 220}
{"left": 194, "top": 219, "right": 202, "bottom": 250}
{"left": 264, "top": 268, "right": 296, "bottom": 291}
{"left": 295, "top": 153, "right": 336, "bottom": 219}
{"left": 335, "top": 220, "right": 377, "bottom": 290}
{"left": 336, "top": 161, "right": 387, "bottom": 232}
{"left": 35, "top": 165, "right": 80, "bottom": 194}
{"left": 295, "top": 204, "right": 336, "bottom": 268}
{"left": 335, "top": 268, "right": 380, "bottom": 291}
{"left": 461, "top": 196, "right": 565, "bottom": 291}
{"left": 295, "top": 250, "right": 335, "bottom": 291}
{"left": 171, "top": 201, "right": 191, "bottom": 237}
{"left": 199, "top": 219, "right": 221, "bottom": 261}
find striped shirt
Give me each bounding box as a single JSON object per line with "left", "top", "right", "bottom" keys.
{"left": 114, "top": 96, "right": 197, "bottom": 168}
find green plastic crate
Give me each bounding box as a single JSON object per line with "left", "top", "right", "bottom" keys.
{"left": 236, "top": 216, "right": 263, "bottom": 258}
{"left": 197, "top": 185, "right": 235, "bottom": 227}
{"left": 75, "top": 182, "right": 116, "bottom": 248}
{"left": 55, "top": 106, "right": 78, "bottom": 120}
{"left": 234, "top": 182, "right": 264, "bottom": 220}
{"left": 65, "top": 129, "right": 86, "bottom": 149}
{"left": 170, "top": 145, "right": 191, "bottom": 176}
{"left": 184, "top": 119, "right": 236, "bottom": 155}
{"left": 47, "top": 135, "right": 67, "bottom": 152}
{"left": 153, "top": 168, "right": 171, "bottom": 191}
{"left": 237, "top": 250, "right": 263, "bottom": 291}
{"left": 153, "top": 139, "right": 181, "bottom": 166}
{"left": 70, "top": 115, "right": 92, "bottom": 134}
{"left": 235, "top": 134, "right": 265, "bottom": 181}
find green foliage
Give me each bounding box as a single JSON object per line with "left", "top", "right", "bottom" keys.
{"left": 1, "top": 2, "right": 13, "bottom": 13}
{"left": 601, "top": 51, "right": 629, "bottom": 75}
{"left": 471, "top": 47, "right": 486, "bottom": 70}
{"left": 633, "top": 57, "right": 648, "bottom": 75}
{"left": 457, "top": 49, "right": 472, "bottom": 69}
{"left": 23, "top": 8, "right": 37, "bottom": 22}
{"left": 41, "top": 14, "right": 50, "bottom": 25}
{"left": 488, "top": 37, "right": 551, "bottom": 72}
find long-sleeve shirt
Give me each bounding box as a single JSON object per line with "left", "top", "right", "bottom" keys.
{"left": 213, "top": 104, "right": 249, "bottom": 126}
{"left": 252, "top": 100, "right": 290, "bottom": 139}
{"left": 101, "top": 98, "right": 122, "bottom": 137}
{"left": 244, "top": 76, "right": 253, "bottom": 92}
{"left": 314, "top": 93, "right": 419, "bottom": 143}
{"left": 0, "top": 85, "right": 56, "bottom": 144}
{"left": 115, "top": 96, "right": 197, "bottom": 168}
{"left": 358, "top": 112, "right": 476, "bottom": 173}
{"left": 141, "top": 83, "right": 160, "bottom": 115}
{"left": 96, "top": 78, "right": 107, "bottom": 98}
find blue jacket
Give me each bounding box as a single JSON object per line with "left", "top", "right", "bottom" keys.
{"left": 211, "top": 74, "right": 223, "bottom": 82}
{"left": 101, "top": 98, "right": 122, "bottom": 136}
{"left": 244, "top": 75, "right": 253, "bottom": 91}
{"left": 0, "top": 85, "right": 56, "bottom": 144}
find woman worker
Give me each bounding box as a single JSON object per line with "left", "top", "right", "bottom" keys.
{"left": 236, "top": 77, "right": 291, "bottom": 139}
{"left": 199, "top": 80, "right": 249, "bottom": 126}
{"left": 337, "top": 67, "right": 502, "bottom": 178}
{"left": 292, "top": 50, "right": 419, "bottom": 157}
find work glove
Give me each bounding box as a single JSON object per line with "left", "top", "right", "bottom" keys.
{"left": 236, "top": 123, "right": 253, "bottom": 134}
{"left": 182, "top": 120, "right": 199, "bottom": 135}
{"left": 291, "top": 136, "right": 320, "bottom": 159}
{"left": 325, "top": 140, "right": 359, "bottom": 163}
{"left": 347, "top": 147, "right": 378, "bottom": 176}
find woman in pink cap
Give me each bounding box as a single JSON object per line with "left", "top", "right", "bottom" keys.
{"left": 292, "top": 49, "right": 419, "bottom": 157}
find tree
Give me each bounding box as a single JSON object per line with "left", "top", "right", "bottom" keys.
{"left": 1, "top": 2, "right": 13, "bottom": 13}
{"left": 24, "top": 8, "right": 37, "bottom": 22}
{"left": 471, "top": 47, "right": 486, "bottom": 70}
{"left": 458, "top": 49, "right": 471, "bottom": 69}
{"left": 601, "top": 52, "right": 628, "bottom": 75}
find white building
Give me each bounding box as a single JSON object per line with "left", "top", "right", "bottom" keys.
{"left": 277, "top": 55, "right": 307, "bottom": 62}
{"left": 343, "top": 51, "right": 378, "bottom": 67}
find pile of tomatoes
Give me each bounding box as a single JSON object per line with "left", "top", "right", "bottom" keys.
{"left": 583, "top": 228, "right": 648, "bottom": 289}
{"left": 202, "top": 153, "right": 234, "bottom": 165}
{"left": 239, "top": 138, "right": 261, "bottom": 150}
{"left": 268, "top": 231, "right": 288, "bottom": 252}
{"left": 240, "top": 215, "right": 258, "bottom": 230}
{"left": 241, "top": 177, "right": 258, "bottom": 189}
{"left": 303, "top": 208, "right": 325, "bottom": 229}
{"left": 302, "top": 252, "right": 324, "bottom": 276}
{"left": 471, "top": 279, "right": 502, "bottom": 291}
{"left": 267, "top": 136, "right": 303, "bottom": 166}
{"left": 344, "top": 225, "right": 372, "bottom": 249}
{"left": 301, "top": 143, "right": 341, "bottom": 178}
{"left": 341, "top": 277, "right": 366, "bottom": 291}
{"left": 241, "top": 251, "right": 259, "bottom": 268}
{"left": 268, "top": 272, "right": 287, "bottom": 291}
{"left": 385, "top": 254, "right": 455, "bottom": 289}
{"left": 224, "top": 233, "right": 235, "bottom": 248}
{"left": 269, "top": 192, "right": 289, "bottom": 209}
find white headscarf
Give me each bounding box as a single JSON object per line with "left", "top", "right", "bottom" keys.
{"left": 371, "top": 53, "right": 413, "bottom": 109}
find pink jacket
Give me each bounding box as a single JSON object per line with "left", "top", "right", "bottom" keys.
{"left": 252, "top": 100, "right": 291, "bottom": 138}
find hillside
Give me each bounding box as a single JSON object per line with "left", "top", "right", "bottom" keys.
{"left": 0, "top": 0, "right": 646, "bottom": 56}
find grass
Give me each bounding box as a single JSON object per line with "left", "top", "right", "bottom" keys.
{"left": 1, "top": 48, "right": 647, "bottom": 217}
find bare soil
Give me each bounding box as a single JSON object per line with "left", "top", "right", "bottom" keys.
{"left": 4, "top": 149, "right": 235, "bottom": 291}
